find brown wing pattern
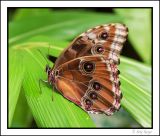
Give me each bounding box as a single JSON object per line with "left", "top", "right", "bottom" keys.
{"left": 54, "top": 56, "right": 122, "bottom": 115}
{"left": 54, "top": 23, "right": 128, "bottom": 69}
{"left": 49, "top": 23, "right": 128, "bottom": 115}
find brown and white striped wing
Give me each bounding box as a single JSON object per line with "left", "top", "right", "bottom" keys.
{"left": 54, "top": 23, "right": 128, "bottom": 69}
{"left": 54, "top": 55, "right": 122, "bottom": 115}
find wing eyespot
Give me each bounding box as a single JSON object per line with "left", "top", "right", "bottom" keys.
{"left": 80, "top": 61, "right": 95, "bottom": 74}
{"left": 100, "top": 32, "right": 108, "bottom": 40}
{"left": 95, "top": 45, "right": 105, "bottom": 54}
{"left": 91, "top": 45, "right": 105, "bottom": 55}
{"left": 96, "top": 46, "right": 104, "bottom": 53}
{"left": 89, "top": 92, "right": 98, "bottom": 100}
{"left": 92, "top": 82, "right": 101, "bottom": 91}
{"left": 84, "top": 98, "right": 93, "bottom": 109}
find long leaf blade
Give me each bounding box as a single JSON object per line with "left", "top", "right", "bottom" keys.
{"left": 9, "top": 48, "right": 25, "bottom": 126}
{"left": 120, "top": 57, "right": 151, "bottom": 127}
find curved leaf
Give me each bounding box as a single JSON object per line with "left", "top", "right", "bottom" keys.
{"left": 9, "top": 49, "right": 25, "bottom": 126}
{"left": 11, "top": 89, "right": 33, "bottom": 128}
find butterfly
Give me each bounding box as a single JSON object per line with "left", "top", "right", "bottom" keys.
{"left": 46, "top": 23, "right": 128, "bottom": 115}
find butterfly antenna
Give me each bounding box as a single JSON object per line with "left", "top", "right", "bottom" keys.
{"left": 37, "top": 49, "right": 49, "bottom": 66}
{"left": 48, "top": 43, "right": 51, "bottom": 57}
{"left": 47, "top": 43, "right": 57, "bottom": 63}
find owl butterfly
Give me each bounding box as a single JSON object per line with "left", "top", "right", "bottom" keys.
{"left": 46, "top": 23, "right": 128, "bottom": 115}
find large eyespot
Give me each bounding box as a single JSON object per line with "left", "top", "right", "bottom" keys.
{"left": 92, "top": 82, "right": 101, "bottom": 91}
{"left": 100, "top": 32, "right": 108, "bottom": 40}
{"left": 89, "top": 92, "right": 98, "bottom": 100}
{"left": 97, "top": 46, "right": 104, "bottom": 53}
{"left": 85, "top": 99, "right": 92, "bottom": 109}
{"left": 82, "top": 61, "right": 95, "bottom": 74}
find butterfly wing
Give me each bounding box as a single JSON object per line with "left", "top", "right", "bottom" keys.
{"left": 54, "top": 23, "right": 128, "bottom": 69}
{"left": 54, "top": 55, "right": 122, "bottom": 115}
{"left": 49, "top": 23, "right": 128, "bottom": 115}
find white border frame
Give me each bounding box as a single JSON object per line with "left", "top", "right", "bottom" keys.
{"left": 1, "top": 1, "right": 159, "bottom": 135}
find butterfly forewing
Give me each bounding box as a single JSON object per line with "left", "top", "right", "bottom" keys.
{"left": 54, "top": 23, "right": 128, "bottom": 69}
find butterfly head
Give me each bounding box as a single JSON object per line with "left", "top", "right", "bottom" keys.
{"left": 45, "top": 65, "right": 56, "bottom": 85}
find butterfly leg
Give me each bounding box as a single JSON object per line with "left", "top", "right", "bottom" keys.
{"left": 52, "top": 89, "right": 54, "bottom": 102}
{"left": 39, "top": 79, "right": 48, "bottom": 94}
{"left": 51, "top": 86, "right": 57, "bottom": 102}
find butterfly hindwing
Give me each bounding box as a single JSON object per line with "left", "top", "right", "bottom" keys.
{"left": 54, "top": 55, "right": 122, "bottom": 115}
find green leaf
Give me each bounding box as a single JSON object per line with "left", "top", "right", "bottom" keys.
{"left": 90, "top": 107, "right": 141, "bottom": 128}
{"left": 13, "top": 8, "right": 52, "bottom": 21}
{"left": 9, "top": 49, "right": 25, "bottom": 126}
{"left": 9, "top": 8, "right": 123, "bottom": 46}
{"left": 120, "top": 57, "right": 151, "bottom": 127}
{"left": 11, "top": 89, "right": 33, "bottom": 128}
{"left": 114, "top": 8, "right": 152, "bottom": 64}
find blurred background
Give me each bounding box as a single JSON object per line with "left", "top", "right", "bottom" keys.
{"left": 8, "top": 8, "right": 152, "bottom": 128}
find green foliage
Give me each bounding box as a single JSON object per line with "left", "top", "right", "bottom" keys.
{"left": 120, "top": 57, "right": 151, "bottom": 127}
{"left": 9, "top": 8, "right": 152, "bottom": 128}
{"left": 11, "top": 89, "right": 33, "bottom": 128}
{"left": 9, "top": 49, "right": 25, "bottom": 126}
{"left": 114, "top": 8, "right": 152, "bottom": 64}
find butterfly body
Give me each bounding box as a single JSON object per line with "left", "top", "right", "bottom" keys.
{"left": 47, "top": 23, "right": 128, "bottom": 115}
